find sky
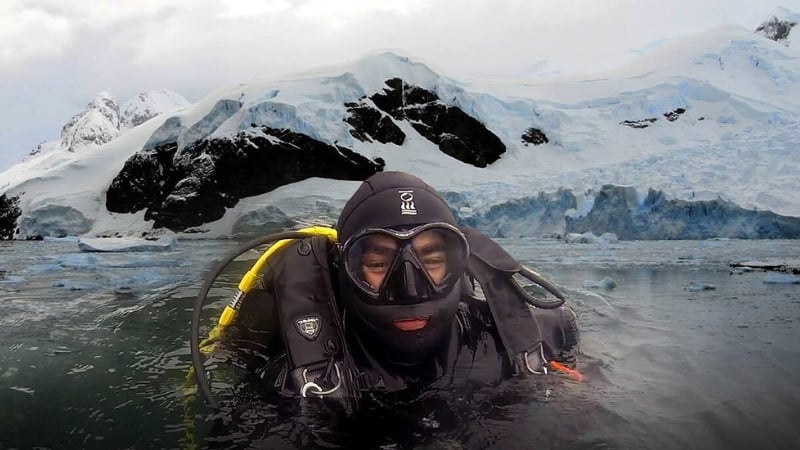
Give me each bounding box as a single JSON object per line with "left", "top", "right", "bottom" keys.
{"left": 1, "top": 0, "right": 798, "bottom": 172}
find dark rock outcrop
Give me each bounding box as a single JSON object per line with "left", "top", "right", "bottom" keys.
{"left": 344, "top": 101, "right": 405, "bottom": 145}
{"left": 623, "top": 108, "right": 687, "bottom": 128}
{"left": 755, "top": 15, "right": 797, "bottom": 46}
{"left": 0, "top": 194, "right": 21, "bottom": 240}
{"left": 106, "top": 143, "right": 178, "bottom": 214}
{"left": 106, "top": 128, "right": 384, "bottom": 231}
{"left": 620, "top": 118, "right": 658, "bottom": 129}
{"left": 369, "top": 78, "right": 506, "bottom": 167}
{"left": 521, "top": 127, "right": 549, "bottom": 145}
{"left": 664, "top": 108, "right": 686, "bottom": 122}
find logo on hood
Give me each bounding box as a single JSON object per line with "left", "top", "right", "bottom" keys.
{"left": 399, "top": 189, "right": 417, "bottom": 216}
{"left": 294, "top": 316, "right": 322, "bottom": 340}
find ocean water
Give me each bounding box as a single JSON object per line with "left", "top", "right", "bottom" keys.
{"left": 1, "top": 238, "right": 799, "bottom": 449}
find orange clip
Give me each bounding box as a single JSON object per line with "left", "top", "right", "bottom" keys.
{"left": 548, "top": 360, "right": 583, "bottom": 383}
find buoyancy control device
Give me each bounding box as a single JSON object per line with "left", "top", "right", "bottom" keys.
{"left": 190, "top": 226, "right": 579, "bottom": 410}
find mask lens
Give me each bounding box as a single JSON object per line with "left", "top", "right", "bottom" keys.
{"left": 342, "top": 224, "right": 468, "bottom": 303}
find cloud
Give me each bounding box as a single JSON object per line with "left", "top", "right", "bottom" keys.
{"left": 0, "top": 2, "right": 74, "bottom": 67}
{"left": 0, "top": 0, "right": 189, "bottom": 68}
{"left": 1, "top": 0, "right": 800, "bottom": 172}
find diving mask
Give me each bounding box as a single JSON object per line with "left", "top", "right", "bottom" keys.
{"left": 341, "top": 222, "right": 469, "bottom": 304}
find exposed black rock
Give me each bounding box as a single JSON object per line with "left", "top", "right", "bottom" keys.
{"left": 369, "top": 78, "right": 505, "bottom": 167}
{"left": 620, "top": 118, "right": 658, "bottom": 129}
{"left": 28, "top": 141, "right": 47, "bottom": 158}
{"left": 106, "top": 128, "right": 384, "bottom": 231}
{"left": 0, "top": 194, "right": 21, "bottom": 240}
{"left": 664, "top": 108, "right": 686, "bottom": 122}
{"left": 521, "top": 127, "right": 549, "bottom": 145}
{"left": 106, "top": 143, "right": 178, "bottom": 214}
{"left": 344, "top": 102, "right": 405, "bottom": 145}
{"left": 755, "top": 15, "right": 798, "bottom": 45}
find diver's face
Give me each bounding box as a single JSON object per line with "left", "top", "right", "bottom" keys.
{"left": 361, "top": 230, "right": 447, "bottom": 289}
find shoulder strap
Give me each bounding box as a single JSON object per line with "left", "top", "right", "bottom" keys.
{"left": 461, "top": 227, "right": 544, "bottom": 359}
{"left": 270, "top": 236, "right": 342, "bottom": 369}
{"left": 264, "top": 236, "right": 367, "bottom": 411}
{"left": 462, "top": 227, "right": 580, "bottom": 369}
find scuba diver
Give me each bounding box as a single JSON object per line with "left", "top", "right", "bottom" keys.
{"left": 193, "top": 171, "right": 580, "bottom": 417}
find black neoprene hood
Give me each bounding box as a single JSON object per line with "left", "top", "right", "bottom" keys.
{"left": 336, "top": 171, "right": 457, "bottom": 243}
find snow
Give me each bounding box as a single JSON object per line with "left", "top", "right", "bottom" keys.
{"left": 120, "top": 89, "right": 192, "bottom": 130}
{"left": 1, "top": 21, "right": 800, "bottom": 239}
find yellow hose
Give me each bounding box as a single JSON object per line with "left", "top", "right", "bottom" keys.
{"left": 184, "top": 226, "right": 339, "bottom": 445}
{"left": 217, "top": 226, "right": 338, "bottom": 327}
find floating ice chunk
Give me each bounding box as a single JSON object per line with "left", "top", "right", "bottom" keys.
{"left": 46, "top": 347, "right": 74, "bottom": 356}
{"left": 58, "top": 253, "right": 99, "bottom": 268}
{"left": 67, "top": 364, "right": 95, "bottom": 375}
{"left": 565, "top": 232, "right": 598, "bottom": 244}
{"left": 10, "top": 386, "right": 35, "bottom": 395}
{"left": 78, "top": 236, "right": 177, "bottom": 253}
{"left": 763, "top": 273, "right": 800, "bottom": 284}
{"left": 583, "top": 277, "right": 617, "bottom": 289}
{"left": 0, "top": 275, "right": 27, "bottom": 284}
{"left": 688, "top": 281, "right": 716, "bottom": 291}
{"left": 26, "top": 264, "right": 65, "bottom": 275}
{"left": 597, "top": 233, "right": 619, "bottom": 245}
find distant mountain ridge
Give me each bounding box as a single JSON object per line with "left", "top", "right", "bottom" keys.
{"left": 27, "top": 89, "right": 191, "bottom": 160}
{"left": 2, "top": 11, "right": 800, "bottom": 241}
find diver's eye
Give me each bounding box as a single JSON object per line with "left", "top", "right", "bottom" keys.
{"left": 422, "top": 254, "right": 446, "bottom": 270}
{"left": 364, "top": 260, "right": 389, "bottom": 271}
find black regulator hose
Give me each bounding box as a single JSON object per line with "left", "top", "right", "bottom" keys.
{"left": 191, "top": 231, "right": 323, "bottom": 409}
{"left": 517, "top": 265, "right": 567, "bottom": 309}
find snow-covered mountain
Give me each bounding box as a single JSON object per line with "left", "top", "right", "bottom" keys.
{"left": 1, "top": 14, "right": 800, "bottom": 241}
{"left": 25, "top": 89, "right": 191, "bottom": 160}
{"left": 119, "top": 89, "right": 192, "bottom": 130}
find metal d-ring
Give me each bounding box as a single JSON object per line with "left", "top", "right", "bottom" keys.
{"left": 300, "top": 362, "right": 343, "bottom": 398}
{"left": 523, "top": 343, "right": 548, "bottom": 375}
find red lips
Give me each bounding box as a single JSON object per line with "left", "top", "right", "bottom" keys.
{"left": 392, "top": 317, "right": 430, "bottom": 331}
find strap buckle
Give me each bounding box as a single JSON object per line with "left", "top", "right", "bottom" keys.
{"left": 523, "top": 343, "right": 548, "bottom": 375}
{"left": 300, "top": 362, "right": 343, "bottom": 398}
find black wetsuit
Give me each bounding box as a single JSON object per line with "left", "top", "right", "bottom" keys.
{"left": 221, "top": 242, "right": 579, "bottom": 401}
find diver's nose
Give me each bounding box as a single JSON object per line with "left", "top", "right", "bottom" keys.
{"left": 402, "top": 260, "right": 418, "bottom": 297}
